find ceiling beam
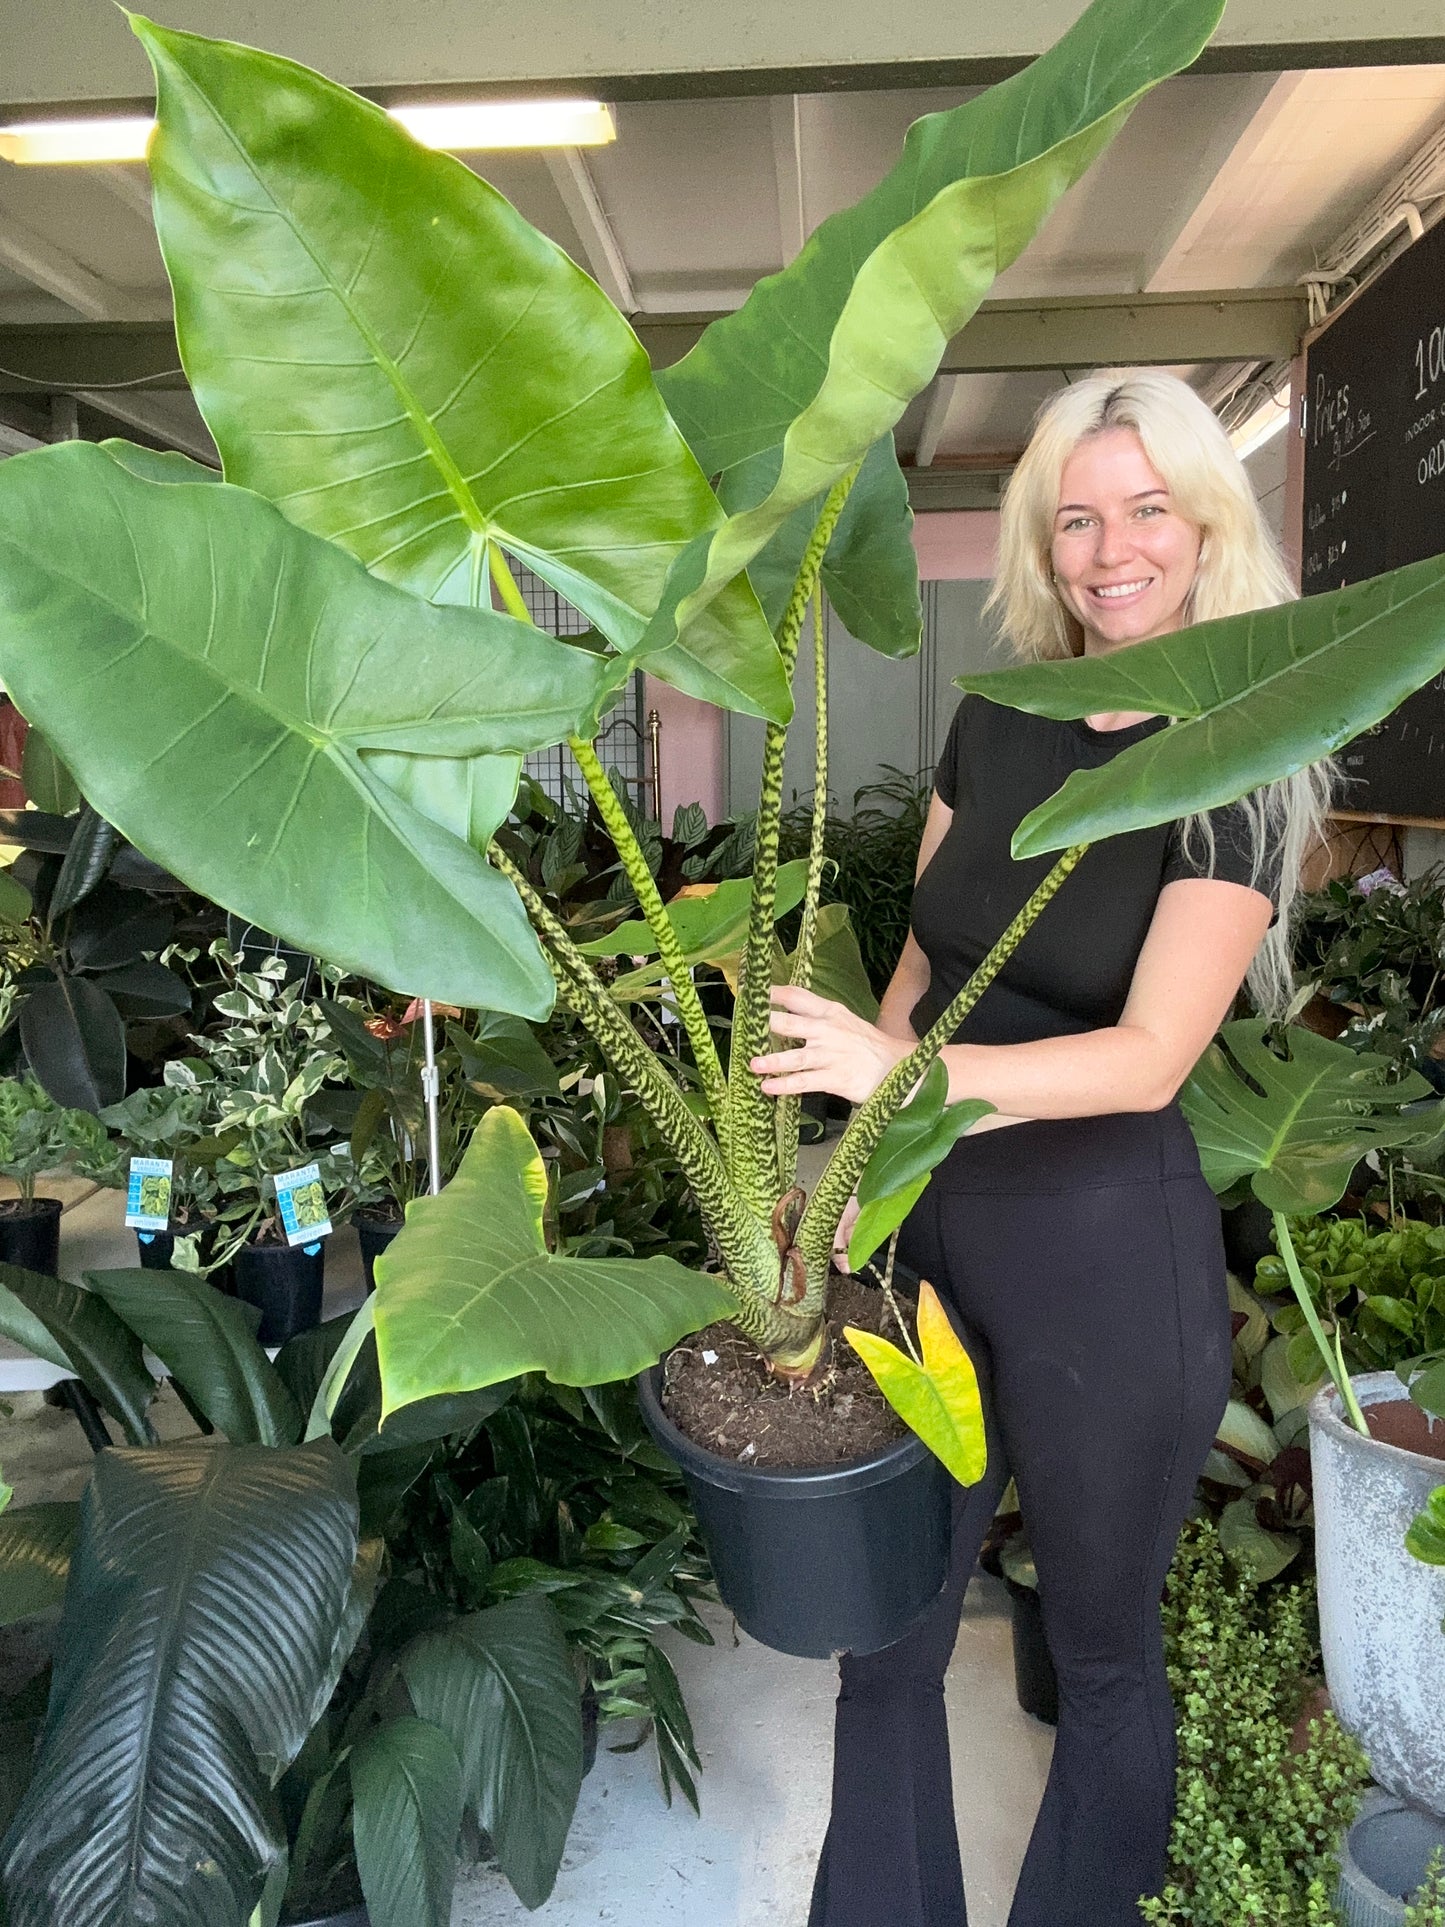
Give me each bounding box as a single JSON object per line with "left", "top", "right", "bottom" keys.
{"left": 0, "top": 207, "right": 156, "bottom": 322}
{"left": 542, "top": 148, "right": 636, "bottom": 313}
{"left": 0, "top": 288, "right": 1311, "bottom": 399}
{"left": 913, "top": 376, "right": 958, "bottom": 469}
{"left": 1140, "top": 74, "right": 1305, "bottom": 292}
{"left": 769, "top": 95, "right": 806, "bottom": 265}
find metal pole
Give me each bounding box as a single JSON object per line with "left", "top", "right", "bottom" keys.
{"left": 421, "top": 998, "right": 442, "bottom": 1196}
{"left": 647, "top": 706, "right": 662, "bottom": 824}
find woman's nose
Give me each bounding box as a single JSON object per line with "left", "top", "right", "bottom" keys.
{"left": 1092, "top": 518, "right": 1135, "bottom": 567}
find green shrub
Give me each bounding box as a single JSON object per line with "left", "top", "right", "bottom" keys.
{"left": 1140, "top": 1523, "right": 1368, "bottom": 1925}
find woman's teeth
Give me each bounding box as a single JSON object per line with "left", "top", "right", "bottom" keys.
{"left": 1090, "top": 580, "right": 1151, "bottom": 600}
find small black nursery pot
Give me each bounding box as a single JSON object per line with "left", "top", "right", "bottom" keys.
{"left": 232, "top": 1238, "right": 326, "bottom": 1347}
{"left": 0, "top": 1196, "right": 63, "bottom": 1276}
{"left": 353, "top": 1210, "right": 402, "bottom": 1295}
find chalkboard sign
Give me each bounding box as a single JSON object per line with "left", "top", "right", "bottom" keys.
{"left": 1302, "top": 214, "right": 1445, "bottom": 819}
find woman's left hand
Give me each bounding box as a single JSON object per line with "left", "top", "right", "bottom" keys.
{"left": 750, "top": 985, "right": 912, "bottom": 1104}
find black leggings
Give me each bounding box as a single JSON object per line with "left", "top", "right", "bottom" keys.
{"left": 808, "top": 1105, "right": 1231, "bottom": 1927}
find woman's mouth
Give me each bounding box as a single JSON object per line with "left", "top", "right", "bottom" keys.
{"left": 1088, "top": 579, "right": 1153, "bottom": 604}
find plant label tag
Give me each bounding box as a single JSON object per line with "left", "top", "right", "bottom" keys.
{"left": 273, "top": 1163, "right": 333, "bottom": 1247}
{"left": 125, "top": 1157, "right": 173, "bottom": 1232}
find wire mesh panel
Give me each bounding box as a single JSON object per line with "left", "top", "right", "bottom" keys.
{"left": 514, "top": 564, "right": 650, "bottom": 817}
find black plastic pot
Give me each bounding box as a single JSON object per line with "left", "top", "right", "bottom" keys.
{"left": 354, "top": 1211, "right": 401, "bottom": 1294}
{"left": 1220, "top": 1194, "right": 1276, "bottom": 1280}
{"left": 284, "top": 1908, "right": 369, "bottom": 1927}
{"left": 637, "top": 1363, "right": 952, "bottom": 1659}
{"left": 232, "top": 1239, "right": 326, "bottom": 1347}
{"left": 1004, "top": 1575, "right": 1059, "bottom": 1726}
{"left": 135, "top": 1225, "right": 235, "bottom": 1295}
{"left": 0, "top": 1197, "right": 62, "bottom": 1275}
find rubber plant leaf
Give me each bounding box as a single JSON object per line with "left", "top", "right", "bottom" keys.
{"left": 724, "top": 437, "right": 922, "bottom": 659}
{"left": 48, "top": 805, "right": 117, "bottom": 919}
{"left": 0, "top": 1262, "right": 156, "bottom": 1445}
{"left": 133, "top": 16, "right": 787, "bottom": 725}
{"left": 951, "top": 554, "right": 1445, "bottom": 858}
{"left": 0, "top": 1438, "right": 358, "bottom": 1927}
{"left": 400, "top": 1593, "right": 583, "bottom": 1911}
{"left": 843, "top": 1281, "right": 987, "bottom": 1487}
{"left": 374, "top": 1106, "right": 735, "bottom": 1411}
{"left": 646, "top": 0, "right": 1221, "bottom": 651}
{"left": 848, "top": 1060, "right": 994, "bottom": 1270}
{"left": 0, "top": 1502, "right": 79, "bottom": 1625}
{"left": 19, "top": 975, "right": 127, "bottom": 1113}
{"left": 1178, "top": 1019, "right": 1445, "bottom": 1217}
{"left": 0, "top": 441, "right": 627, "bottom": 1017}
{"left": 350, "top": 1716, "right": 464, "bottom": 1927}
{"left": 1406, "top": 1484, "right": 1445, "bottom": 1566}
{"left": 84, "top": 1268, "right": 302, "bottom": 1447}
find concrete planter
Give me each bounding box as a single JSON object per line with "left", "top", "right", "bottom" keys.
{"left": 1309, "top": 1372, "right": 1445, "bottom": 1815}
{"left": 1337, "top": 1788, "right": 1445, "bottom": 1926}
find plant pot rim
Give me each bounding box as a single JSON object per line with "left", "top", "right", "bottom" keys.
{"left": 1309, "top": 1370, "right": 1445, "bottom": 1471}
{"left": 281, "top": 1906, "right": 368, "bottom": 1927}
{"left": 637, "top": 1359, "right": 932, "bottom": 1498}
{"left": 0, "top": 1195, "right": 63, "bottom": 1217}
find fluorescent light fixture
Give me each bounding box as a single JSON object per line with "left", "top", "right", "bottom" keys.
{"left": 1231, "top": 397, "right": 1292, "bottom": 463}
{"left": 0, "top": 99, "right": 614, "bottom": 166}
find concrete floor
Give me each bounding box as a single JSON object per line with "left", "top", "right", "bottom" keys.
{"left": 0, "top": 1172, "right": 1055, "bottom": 1926}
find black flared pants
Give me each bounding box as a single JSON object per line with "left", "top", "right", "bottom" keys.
{"left": 807, "top": 1105, "right": 1231, "bottom": 1927}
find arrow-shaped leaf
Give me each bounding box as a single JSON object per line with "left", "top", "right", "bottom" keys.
{"left": 580, "top": 859, "right": 810, "bottom": 962}
{"left": 848, "top": 1060, "right": 994, "bottom": 1270}
{"left": 843, "top": 1281, "right": 987, "bottom": 1487}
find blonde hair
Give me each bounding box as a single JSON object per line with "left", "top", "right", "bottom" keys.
{"left": 985, "top": 369, "right": 1336, "bottom": 1017}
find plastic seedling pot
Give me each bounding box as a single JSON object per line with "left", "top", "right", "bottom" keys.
{"left": 353, "top": 1210, "right": 402, "bottom": 1295}
{"left": 232, "top": 1238, "right": 326, "bottom": 1347}
{"left": 0, "top": 1197, "right": 62, "bottom": 1276}
{"left": 637, "top": 1362, "right": 951, "bottom": 1658}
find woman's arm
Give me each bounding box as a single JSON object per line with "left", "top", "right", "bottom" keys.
{"left": 753, "top": 874, "right": 1273, "bottom": 1117}
{"left": 874, "top": 792, "right": 953, "bottom": 1043}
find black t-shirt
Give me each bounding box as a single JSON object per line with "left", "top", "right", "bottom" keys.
{"left": 909, "top": 695, "right": 1281, "bottom": 1044}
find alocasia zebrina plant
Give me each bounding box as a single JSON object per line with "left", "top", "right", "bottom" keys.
{"left": 4, "top": 0, "right": 1445, "bottom": 1451}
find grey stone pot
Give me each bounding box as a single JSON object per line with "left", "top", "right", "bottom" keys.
{"left": 1337, "top": 1787, "right": 1445, "bottom": 1925}
{"left": 1309, "top": 1373, "right": 1445, "bottom": 1815}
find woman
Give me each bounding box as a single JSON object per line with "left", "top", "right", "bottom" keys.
{"left": 748, "top": 370, "right": 1336, "bottom": 1926}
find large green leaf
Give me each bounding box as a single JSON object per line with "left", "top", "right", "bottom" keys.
{"left": 0, "top": 1264, "right": 156, "bottom": 1445}
{"left": 400, "top": 1594, "right": 583, "bottom": 1911}
{"left": 1178, "top": 1020, "right": 1445, "bottom": 1216}
{"left": 0, "top": 1502, "right": 79, "bottom": 1625}
{"left": 953, "top": 554, "right": 1445, "bottom": 857}
{"left": 580, "top": 859, "right": 809, "bottom": 960}
{"left": 350, "top": 1716, "right": 464, "bottom": 1927}
{"left": 0, "top": 1438, "right": 358, "bottom": 1927}
{"left": 0, "top": 441, "right": 625, "bottom": 1016}
{"left": 650, "top": 0, "right": 1219, "bottom": 650}
{"left": 134, "top": 16, "right": 787, "bottom": 725}
{"left": 374, "top": 1107, "right": 734, "bottom": 1412}
{"left": 847, "top": 1060, "right": 994, "bottom": 1269}
{"left": 83, "top": 1268, "right": 302, "bottom": 1447}
{"left": 843, "top": 1280, "right": 987, "bottom": 1486}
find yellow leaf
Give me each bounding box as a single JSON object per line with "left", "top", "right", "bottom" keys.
{"left": 843, "top": 1282, "right": 986, "bottom": 1487}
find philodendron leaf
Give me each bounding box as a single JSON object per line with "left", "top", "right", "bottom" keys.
{"left": 134, "top": 16, "right": 787, "bottom": 725}
{"left": 400, "top": 1593, "right": 583, "bottom": 1911}
{"left": 953, "top": 553, "right": 1445, "bottom": 858}
{"left": 374, "top": 1107, "right": 735, "bottom": 1412}
{"left": 0, "top": 1438, "right": 359, "bottom": 1927}
{"left": 350, "top": 1716, "right": 464, "bottom": 1927}
{"left": 843, "top": 1281, "right": 986, "bottom": 1487}
{"left": 848, "top": 1061, "right": 994, "bottom": 1270}
{"left": 0, "top": 1263, "right": 156, "bottom": 1445}
{"left": 1407, "top": 1485, "right": 1445, "bottom": 1566}
{"left": 581, "top": 859, "right": 810, "bottom": 962}
{"left": 0, "top": 441, "right": 626, "bottom": 1017}
{"left": 84, "top": 1268, "right": 302, "bottom": 1447}
{"left": 1178, "top": 1020, "right": 1445, "bottom": 1216}
{"left": 645, "top": 0, "right": 1219, "bottom": 652}
{"left": 0, "top": 1502, "right": 79, "bottom": 1625}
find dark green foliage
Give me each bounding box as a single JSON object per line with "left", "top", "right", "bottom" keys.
{"left": 1255, "top": 1214, "right": 1445, "bottom": 1382}
{"left": 1139, "top": 1523, "right": 1368, "bottom": 1925}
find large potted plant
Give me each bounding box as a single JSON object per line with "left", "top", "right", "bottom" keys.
{"left": 7, "top": 0, "right": 1445, "bottom": 1670}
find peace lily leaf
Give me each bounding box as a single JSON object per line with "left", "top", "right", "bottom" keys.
{"left": 724, "top": 437, "right": 921, "bottom": 659}
{"left": 400, "top": 1593, "right": 583, "bottom": 1911}
{"left": 843, "top": 1281, "right": 987, "bottom": 1487}
{"left": 0, "top": 442, "right": 626, "bottom": 1016}
{"left": 647, "top": 0, "right": 1219, "bottom": 648}
{"left": 1406, "top": 1484, "right": 1445, "bottom": 1566}
{"left": 1179, "top": 1020, "right": 1445, "bottom": 1217}
{"left": 581, "top": 860, "right": 810, "bottom": 961}
{"left": 0, "top": 1438, "right": 358, "bottom": 1927}
{"left": 0, "top": 1263, "right": 156, "bottom": 1446}
{"left": 848, "top": 1061, "right": 994, "bottom": 1269}
{"left": 84, "top": 1268, "right": 301, "bottom": 1448}
{"left": 374, "top": 1107, "right": 735, "bottom": 1412}
{"left": 350, "top": 1716, "right": 464, "bottom": 1927}
{"left": 135, "top": 16, "right": 787, "bottom": 724}
{"left": 0, "top": 1502, "right": 79, "bottom": 1625}
{"left": 952, "top": 554, "right": 1445, "bottom": 858}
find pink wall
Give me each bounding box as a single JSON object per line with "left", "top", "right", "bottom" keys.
{"left": 642, "top": 511, "right": 1001, "bottom": 825}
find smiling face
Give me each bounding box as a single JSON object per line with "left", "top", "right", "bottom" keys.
{"left": 1050, "top": 426, "right": 1203, "bottom": 654}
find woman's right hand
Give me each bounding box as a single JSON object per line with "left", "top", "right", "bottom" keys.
{"left": 832, "top": 1193, "right": 861, "bottom": 1273}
